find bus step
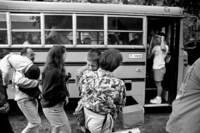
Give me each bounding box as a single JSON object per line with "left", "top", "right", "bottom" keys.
{"left": 144, "top": 103, "right": 171, "bottom": 107}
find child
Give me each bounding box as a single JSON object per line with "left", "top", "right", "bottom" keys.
{"left": 75, "top": 48, "right": 101, "bottom": 133}
{"left": 150, "top": 34, "right": 169, "bottom": 104}
{"left": 76, "top": 48, "right": 101, "bottom": 88}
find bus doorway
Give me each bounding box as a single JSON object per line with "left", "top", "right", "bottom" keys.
{"left": 145, "top": 17, "right": 181, "bottom": 106}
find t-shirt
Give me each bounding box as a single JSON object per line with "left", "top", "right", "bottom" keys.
{"left": 152, "top": 45, "right": 169, "bottom": 69}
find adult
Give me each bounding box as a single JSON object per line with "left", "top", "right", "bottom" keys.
{"left": 21, "top": 47, "right": 35, "bottom": 62}
{"left": 76, "top": 48, "right": 126, "bottom": 133}
{"left": 166, "top": 58, "right": 200, "bottom": 133}
{"left": 18, "top": 47, "right": 41, "bottom": 133}
{"left": 150, "top": 34, "right": 169, "bottom": 104}
{"left": 0, "top": 48, "right": 41, "bottom": 133}
{"left": 41, "top": 46, "right": 71, "bottom": 133}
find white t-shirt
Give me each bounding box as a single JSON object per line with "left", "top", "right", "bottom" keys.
{"left": 152, "top": 45, "right": 169, "bottom": 69}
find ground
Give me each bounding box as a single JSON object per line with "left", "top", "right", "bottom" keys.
{"left": 8, "top": 101, "right": 170, "bottom": 133}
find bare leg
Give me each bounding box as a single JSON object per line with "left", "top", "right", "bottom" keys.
{"left": 155, "top": 81, "right": 163, "bottom": 97}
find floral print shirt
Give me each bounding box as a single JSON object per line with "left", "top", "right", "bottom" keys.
{"left": 77, "top": 68, "right": 126, "bottom": 117}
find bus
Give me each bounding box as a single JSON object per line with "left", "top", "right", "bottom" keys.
{"left": 0, "top": 1, "right": 185, "bottom": 109}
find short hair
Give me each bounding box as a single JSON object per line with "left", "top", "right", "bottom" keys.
{"left": 20, "top": 47, "right": 30, "bottom": 55}
{"left": 99, "top": 48, "right": 122, "bottom": 72}
{"left": 87, "top": 48, "right": 101, "bottom": 63}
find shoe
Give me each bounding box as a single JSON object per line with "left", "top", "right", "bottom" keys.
{"left": 150, "top": 96, "right": 162, "bottom": 104}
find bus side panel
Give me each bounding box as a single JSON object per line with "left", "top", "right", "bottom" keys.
{"left": 7, "top": 49, "right": 146, "bottom": 107}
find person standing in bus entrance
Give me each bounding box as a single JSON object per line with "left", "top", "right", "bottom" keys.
{"left": 40, "top": 46, "right": 71, "bottom": 133}
{"left": 0, "top": 48, "right": 41, "bottom": 133}
{"left": 166, "top": 57, "right": 200, "bottom": 133}
{"left": 75, "top": 48, "right": 126, "bottom": 133}
{"left": 0, "top": 49, "right": 14, "bottom": 133}
{"left": 150, "top": 34, "right": 169, "bottom": 104}
{"left": 74, "top": 48, "right": 101, "bottom": 132}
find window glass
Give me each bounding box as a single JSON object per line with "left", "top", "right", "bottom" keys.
{"left": 45, "top": 15, "right": 72, "bottom": 29}
{"left": 0, "top": 14, "right": 7, "bottom": 44}
{"left": 108, "top": 32, "right": 143, "bottom": 45}
{"left": 45, "top": 15, "right": 72, "bottom": 44}
{"left": 77, "top": 31, "right": 103, "bottom": 45}
{"left": 11, "top": 15, "right": 40, "bottom": 29}
{"left": 0, "top": 13, "right": 6, "bottom": 29}
{"left": 45, "top": 31, "right": 72, "bottom": 44}
{"left": 108, "top": 17, "right": 142, "bottom": 30}
{"left": 0, "top": 31, "right": 7, "bottom": 44}
{"left": 77, "top": 16, "right": 103, "bottom": 29}
{"left": 12, "top": 32, "right": 41, "bottom": 45}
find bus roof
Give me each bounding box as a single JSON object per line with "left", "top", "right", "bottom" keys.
{"left": 0, "top": 1, "right": 183, "bottom": 17}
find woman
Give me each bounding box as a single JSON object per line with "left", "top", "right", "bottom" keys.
{"left": 76, "top": 48, "right": 126, "bottom": 133}
{"left": 40, "top": 46, "right": 71, "bottom": 133}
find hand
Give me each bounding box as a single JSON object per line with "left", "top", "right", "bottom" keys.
{"left": 0, "top": 102, "right": 10, "bottom": 114}
{"left": 65, "top": 97, "right": 69, "bottom": 105}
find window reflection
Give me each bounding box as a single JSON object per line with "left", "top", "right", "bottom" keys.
{"left": 0, "top": 31, "right": 7, "bottom": 44}
{"left": 108, "top": 17, "right": 142, "bottom": 30}
{"left": 0, "top": 14, "right": 7, "bottom": 44}
{"left": 108, "top": 32, "right": 142, "bottom": 45}
{"left": 0, "top": 14, "right": 6, "bottom": 28}
{"left": 77, "top": 31, "right": 103, "bottom": 45}
{"left": 77, "top": 16, "right": 103, "bottom": 29}
{"left": 45, "top": 31, "right": 72, "bottom": 44}
{"left": 45, "top": 15, "right": 72, "bottom": 29}
{"left": 12, "top": 32, "right": 41, "bottom": 45}
{"left": 11, "top": 15, "right": 40, "bottom": 29}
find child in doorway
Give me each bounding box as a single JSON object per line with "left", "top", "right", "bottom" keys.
{"left": 74, "top": 48, "right": 101, "bottom": 133}
{"left": 150, "top": 33, "right": 169, "bottom": 104}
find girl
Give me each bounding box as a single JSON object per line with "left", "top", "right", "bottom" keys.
{"left": 41, "top": 46, "right": 71, "bottom": 133}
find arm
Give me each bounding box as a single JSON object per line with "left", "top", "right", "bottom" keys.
{"left": 0, "top": 55, "right": 12, "bottom": 85}
{"left": 76, "top": 65, "right": 89, "bottom": 86}
{"left": 13, "top": 71, "right": 39, "bottom": 88}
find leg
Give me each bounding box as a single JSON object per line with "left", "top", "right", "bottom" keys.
{"left": 155, "top": 81, "right": 163, "bottom": 97}
{"left": 0, "top": 113, "right": 14, "bottom": 133}
{"left": 43, "top": 102, "right": 71, "bottom": 133}
{"left": 17, "top": 99, "right": 41, "bottom": 133}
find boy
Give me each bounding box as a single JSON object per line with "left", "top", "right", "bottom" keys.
{"left": 75, "top": 48, "right": 101, "bottom": 133}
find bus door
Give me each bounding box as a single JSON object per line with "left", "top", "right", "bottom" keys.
{"left": 145, "top": 17, "right": 182, "bottom": 106}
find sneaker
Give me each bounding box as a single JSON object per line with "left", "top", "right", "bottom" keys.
{"left": 150, "top": 96, "right": 162, "bottom": 104}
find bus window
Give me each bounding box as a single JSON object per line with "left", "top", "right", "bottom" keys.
{"left": 12, "top": 32, "right": 41, "bottom": 45}
{"left": 0, "top": 13, "right": 7, "bottom": 44}
{"left": 11, "top": 14, "right": 40, "bottom": 45}
{"left": 45, "top": 15, "right": 72, "bottom": 45}
{"left": 77, "top": 16, "right": 104, "bottom": 45}
{"left": 129, "top": 32, "right": 143, "bottom": 45}
{"left": 108, "top": 17, "right": 143, "bottom": 45}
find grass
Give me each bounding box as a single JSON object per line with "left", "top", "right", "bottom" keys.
{"left": 8, "top": 101, "right": 170, "bottom": 133}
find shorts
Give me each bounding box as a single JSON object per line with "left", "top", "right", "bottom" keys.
{"left": 153, "top": 67, "right": 166, "bottom": 82}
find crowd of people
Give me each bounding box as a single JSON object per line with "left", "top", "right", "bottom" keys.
{"left": 0, "top": 46, "right": 126, "bottom": 133}
{"left": 1, "top": 30, "right": 200, "bottom": 133}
